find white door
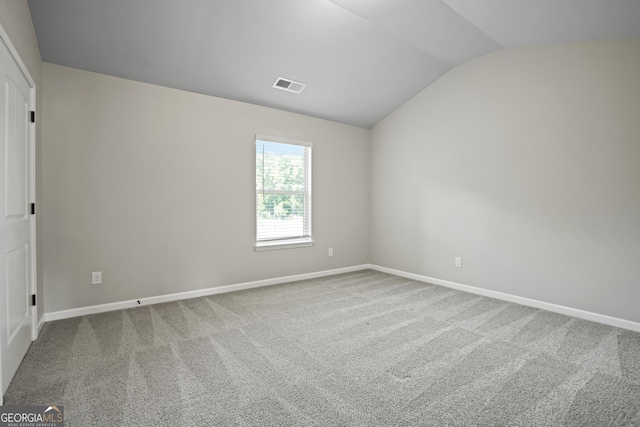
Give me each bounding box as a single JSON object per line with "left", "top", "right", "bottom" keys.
{"left": 0, "top": 36, "right": 35, "bottom": 399}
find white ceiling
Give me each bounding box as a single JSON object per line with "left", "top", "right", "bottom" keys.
{"left": 27, "top": 0, "right": 640, "bottom": 128}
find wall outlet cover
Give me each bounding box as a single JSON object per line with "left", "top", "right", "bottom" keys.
{"left": 92, "top": 271, "right": 102, "bottom": 285}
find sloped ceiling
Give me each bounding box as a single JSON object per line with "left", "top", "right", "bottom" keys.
{"left": 28, "top": 0, "right": 640, "bottom": 128}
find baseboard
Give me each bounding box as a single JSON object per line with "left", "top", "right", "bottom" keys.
{"left": 42, "top": 263, "right": 639, "bottom": 332}
{"left": 37, "top": 315, "right": 46, "bottom": 333}
{"left": 43, "top": 264, "right": 371, "bottom": 322}
{"left": 369, "top": 264, "right": 640, "bottom": 333}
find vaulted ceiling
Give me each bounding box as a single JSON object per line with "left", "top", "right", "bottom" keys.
{"left": 28, "top": 0, "right": 640, "bottom": 128}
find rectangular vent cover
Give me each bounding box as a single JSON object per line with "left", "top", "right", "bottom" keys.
{"left": 273, "top": 77, "right": 306, "bottom": 94}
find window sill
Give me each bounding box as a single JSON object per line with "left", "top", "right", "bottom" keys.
{"left": 255, "top": 238, "right": 315, "bottom": 251}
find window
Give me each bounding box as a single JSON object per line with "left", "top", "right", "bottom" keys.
{"left": 255, "top": 134, "right": 313, "bottom": 250}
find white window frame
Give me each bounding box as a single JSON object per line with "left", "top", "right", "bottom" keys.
{"left": 255, "top": 134, "right": 314, "bottom": 251}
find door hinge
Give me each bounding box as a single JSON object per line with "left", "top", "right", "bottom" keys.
{"left": 31, "top": 294, "right": 36, "bottom": 306}
{"left": 31, "top": 203, "right": 35, "bottom": 215}
{"left": 30, "top": 111, "right": 35, "bottom": 123}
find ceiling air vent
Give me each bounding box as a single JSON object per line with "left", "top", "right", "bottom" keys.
{"left": 273, "top": 77, "right": 306, "bottom": 94}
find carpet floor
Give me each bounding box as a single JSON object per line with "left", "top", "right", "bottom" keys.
{"left": 4, "top": 270, "right": 640, "bottom": 426}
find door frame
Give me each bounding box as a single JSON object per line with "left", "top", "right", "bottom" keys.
{"left": 0, "top": 21, "right": 37, "bottom": 405}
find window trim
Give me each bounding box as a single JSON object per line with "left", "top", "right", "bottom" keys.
{"left": 254, "top": 237, "right": 314, "bottom": 251}
{"left": 254, "top": 134, "right": 314, "bottom": 251}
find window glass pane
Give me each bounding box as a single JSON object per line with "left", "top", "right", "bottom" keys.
{"left": 256, "top": 141, "right": 304, "bottom": 192}
{"left": 257, "top": 193, "right": 306, "bottom": 240}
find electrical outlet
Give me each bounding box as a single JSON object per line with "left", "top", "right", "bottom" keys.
{"left": 328, "top": 248, "right": 334, "bottom": 257}
{"left": 455, "top": 257, "right": 462, "bottom": 268}
{"left": 92, "top": 271, "right": 102, "bottom": 285}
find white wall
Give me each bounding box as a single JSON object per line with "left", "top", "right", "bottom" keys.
{"left": 0, "top": 1, "right": 43, "bottom": 320}
{"left": 371, "top": 39, "right": 640, "bottom": 323}
{"left": 42, "top": 63, "right": 370, "bottom": 313}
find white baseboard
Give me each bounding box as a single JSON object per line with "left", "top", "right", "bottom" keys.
{"left": 42, "top": 263, "right": 640, "bottom": 333}
{"left": 369, "top": 264, "right": 640, "bottom": 333}
{"left": 43, "top": 264, "right": 370, "bottom": 322}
